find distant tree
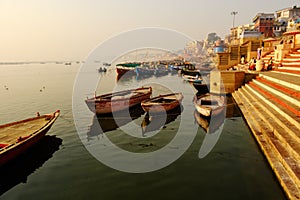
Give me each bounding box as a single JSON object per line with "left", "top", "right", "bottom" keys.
{"left": 207, "top": 32, "right": 221, "bottom": 45}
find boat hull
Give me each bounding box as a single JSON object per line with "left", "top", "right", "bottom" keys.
{"left": 194, "top": 94, "right": 225, "bottom": 117}
{"left": 116, "top": 67, "right": 135, "bottom": 77}
{"left": 141, "top": 93, "right": 183, "bottom": 114}
{"left": 86, "top": 87, "right": 152, "bottom": 115}
{"left": 0, "top": 111, "right": 60, "bottom": 166}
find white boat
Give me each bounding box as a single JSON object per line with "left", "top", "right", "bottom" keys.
{"left": 193, "top": 93, "right": 225, "bottom": 117}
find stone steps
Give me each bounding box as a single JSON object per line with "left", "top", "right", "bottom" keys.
{"left": 232, "top": 71, "right": 300, "bottom": 200}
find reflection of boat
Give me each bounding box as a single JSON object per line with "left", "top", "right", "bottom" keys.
{"left": 88, "top": 104, "right": 145, "bottom": 138}
{"left": 85, "top": 87, "right": 152, "bottom": 115}
{"left": 194, "top": 110, "right": 225, "bottom": 133}
{"left": 0, "top": 135, "right": 62, "bottom": 195}
{"left": 116, "top": 62, "right": 141, "bottom": 77}
{"left": 0, "top": 110, "right": 60, "bottom": 166}
{"left": 141, "top": 105, "right": 183, "bottom": 134}
{"left": 141, "top": 93, "right": 183, "bottom": 114}
{"left": 193, "top": 93, "right": 226, "bottom": 117}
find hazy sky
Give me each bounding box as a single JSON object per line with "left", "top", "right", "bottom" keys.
{"left": 0, "top": 0, "right": 298, "bottom": 61}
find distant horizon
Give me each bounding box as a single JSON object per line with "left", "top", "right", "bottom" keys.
{"left": 1, "top": 0, "right": 297, "bottom": 61}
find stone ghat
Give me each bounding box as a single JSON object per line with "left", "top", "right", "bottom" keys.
{"left": 232, "top": 70, "right": 300, "bottom": 200}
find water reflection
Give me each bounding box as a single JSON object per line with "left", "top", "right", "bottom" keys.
{"left": 0, "top": 135, "right": 62, "bottom": 195}
{"left": 194, "top": 110, "right": 225, "bottom": 133}
{"left": 141, "top": 105, "right": 183, "bottom": 136}
{"left": 87, "top": 104, "right": 145, "bottom": 140}
{"left": 194, "top": 95, "right": 241, "bottom": 133}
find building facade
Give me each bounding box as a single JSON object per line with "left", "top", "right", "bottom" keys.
{"left": 252, "top": 13, "right": 275, "bottom": 37}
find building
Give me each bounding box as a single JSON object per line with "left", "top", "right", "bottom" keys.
{"left": 274, "top": 6, "right": 300, "bottom": 35}
{"left": 252, "top": 13, "right": 275, "bottom": 37}
{"left": 276, "top": 6, "right": 300, "bottom": 21}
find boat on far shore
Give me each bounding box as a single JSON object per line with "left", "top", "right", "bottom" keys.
{"left": 0, "top": 110, "right": 60, "bottom": 166}
{"left": 141, "top": 93, "right": 183, "bottom": 114}
{"left": 182, "top": 74, "right": 202, "bottom": 83}
{"left": 85, "top": 86, "right": 152, "bottom": 115}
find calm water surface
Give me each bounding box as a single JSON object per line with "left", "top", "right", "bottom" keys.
{"left": 0, "top": 63, "right": 286, "bottom": 200}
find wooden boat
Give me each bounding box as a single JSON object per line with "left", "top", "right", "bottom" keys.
{"left": 0, "top": 110, "right": 60, "bottom": 166}
{"left": 135, "top": 66, "right": 155, "bottom": 77}
{"left": 98, "top": 67, "right": 107, "bottom": 73}
{"left": 116, "top": 62, "right": 141, "bottom": 76}
{"left": 85, "top": 86, "right": 152, "bottom": 115}
{"left": 193, "top": 93, "right": 225, "bottom": 117}
{"left": 180, "top": 62, "right": 200, "bottom": 76}
{"left": 182, "top": 74, "right": 202, "bottom": 83}
{"left": 141, "top": 93, "right": 183, "bottom": 114}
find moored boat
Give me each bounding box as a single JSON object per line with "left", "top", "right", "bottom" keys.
{"left": 0, "top": 110, "right": 60, "bottom": 166}
{"left": 193, "top": 93, "right": 225, "bottom": 117}
{"left": 182, "top": 74, "right": 202, "bottom": 83}
{"left": 116, "top": 62, "right": 141, "bottom": 77}
{"left": 181, "top": 62, "right": 200, "bottom": 76}
{"left": 141, "top": 93, "right": 183, "bottom": 114}
{"left": 85, "top": 86, "right": 152, "bottom": 115}
{"left": 135, "top": 66, "right": 155, "bottom": 77}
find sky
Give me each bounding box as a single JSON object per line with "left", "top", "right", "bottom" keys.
{"left": 0, "top": 0, "right": 298, "bottom": 61}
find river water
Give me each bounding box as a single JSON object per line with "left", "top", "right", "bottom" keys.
{"left": 0, "top": 63, "right": 286, "bottom": 199}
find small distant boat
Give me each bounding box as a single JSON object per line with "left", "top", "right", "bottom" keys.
{"left": 65, "top": 62, "right": 71, "bottom": 65}
{"left": 85, "top": 87, "right": 152, "bottom": 115}
{"left": 182, "top": 74, "right": 202, "bottom": 83}
{"left": 154, "top": 67, "right": 168, "bottom": 77}
{"left": 141, "top": 93, "right": 183, "bottom": 114}
{"left": 135, "top": 67, "right": 155, "bottom": 77}
{"left": 181, "top": 62, "right": 200, "bottom": 76}
{"left": 170, "top": 65, "right": 182, "bottom": 71}
{"left": 103, "top": 62, "right": 111, "bottom": 66}
{"left": 98, "top": 67, "right": 107, "bottom": 73}
{"left": 0, "top": 110, "right": 60, "bottom": 166}
{"left": 193, "top": 93, "right": 225, "bottom": 117}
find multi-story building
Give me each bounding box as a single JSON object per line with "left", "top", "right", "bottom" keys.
{"left": 276, "top": 6, "right": 300, "bottom": 21}
{"left": 274, "top": 6, "right": 300, "bottom": 35}
{"left": 252, "top": 13, "right": 275, "bottom": 37}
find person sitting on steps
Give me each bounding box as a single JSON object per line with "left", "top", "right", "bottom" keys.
{"left": 267, "top": 57, "right": 273, "bottom": 71}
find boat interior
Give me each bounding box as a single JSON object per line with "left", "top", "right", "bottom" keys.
{"left": 0, "top": 116, "right": 52, "bottom": 149}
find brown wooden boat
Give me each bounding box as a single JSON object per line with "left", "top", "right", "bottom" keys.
{"left": 116, "top": 62, "right": 140, "bottom": 77}
{"left": 193, "top": 93, "right": 225, "bottom": 117}
{"left": 85, "top": 86, "right": 152, "bottom": 115}
{"left": 0, "top": 110, "right": 60, "bottom": 166}
{"left": 141, "top": 93, "right": 183, "bottom": 114}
